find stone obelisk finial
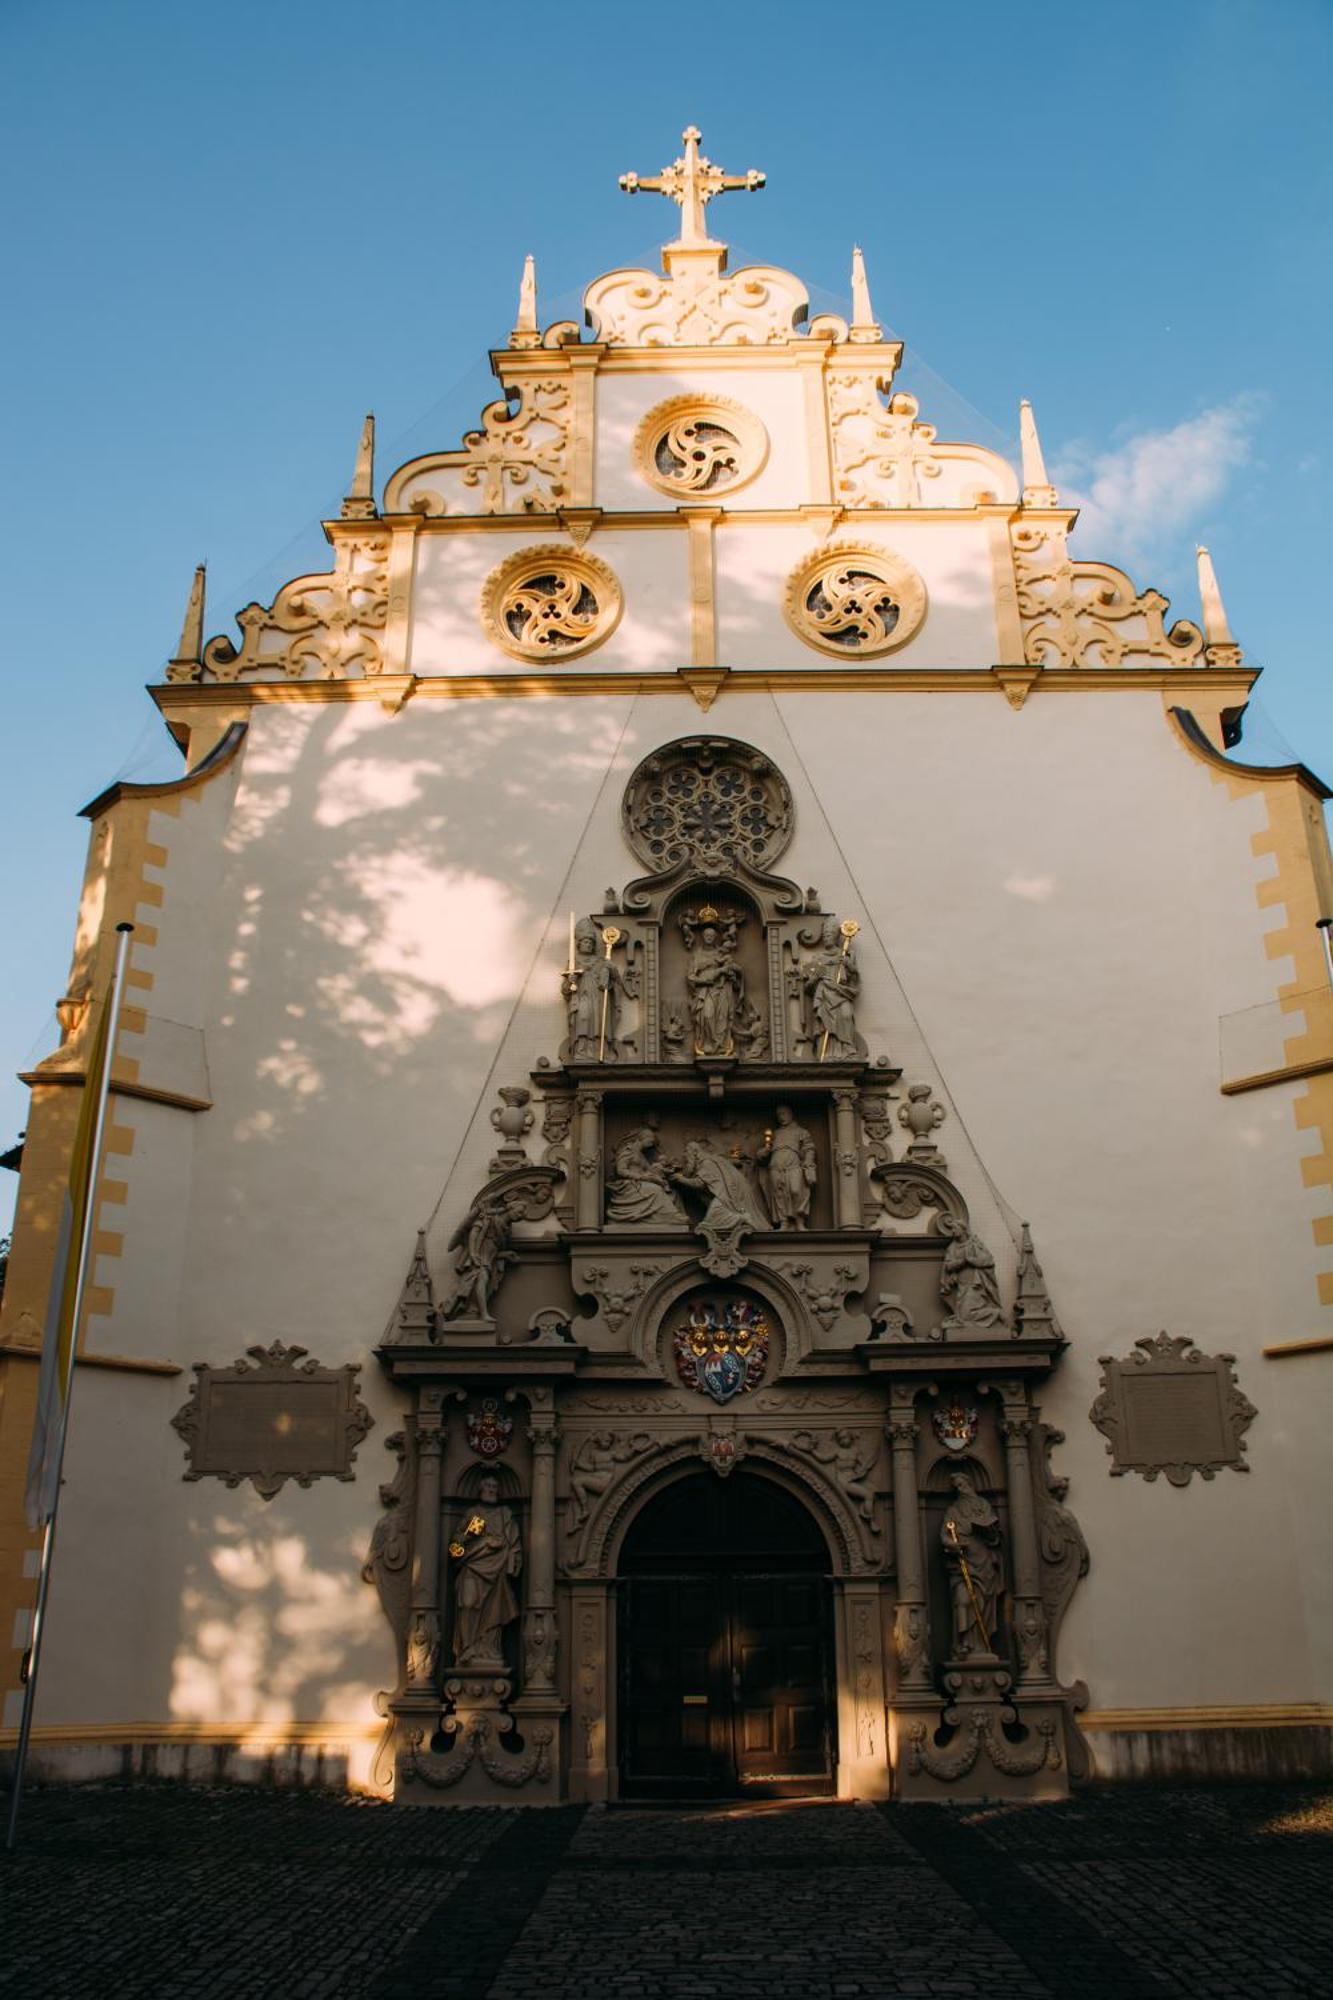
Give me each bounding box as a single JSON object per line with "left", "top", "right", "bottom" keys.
{"left": 1196, "top": 546, "right": 1242, "bottom": 666}
{"left": 511, "top": 253, "right": 540, "bottom": 348}
{"left": 342, "top": 414, "right": 377, "bottom": 520}
{"left": 1020, "top": 400, "right": 1058, "bottom": 508}
{"left": 165, "top": 563, "right": 206, "bottom": 683}
{"left": 849, "top": 245, "right": 882, "bottom": 343}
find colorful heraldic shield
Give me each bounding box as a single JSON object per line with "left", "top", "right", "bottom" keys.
{"left": 466, "top": 1397, "right": 514, "bottom": 1459}
{"left": 674, "top": 1299, "right": 769, "bottom": 1405}
{"left": 932, "top": 1399, "right": 979, "bottom": 1453}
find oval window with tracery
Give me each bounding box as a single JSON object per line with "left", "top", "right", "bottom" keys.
{"left": 633, "top": 396, "right": 767, "bottom": 499}
{"left": 480, "top": 545, "right": 623, "bottom": 663}
{"left": 783, "top": 542, "right": 927, "bottom": 658}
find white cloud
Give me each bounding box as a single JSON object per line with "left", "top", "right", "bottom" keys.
{"left": 1057, "top": 393, "right": 1263, "bottom": 568}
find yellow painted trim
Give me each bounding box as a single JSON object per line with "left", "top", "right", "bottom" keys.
{"left": 1263, "top": 1336, "right": 1333, "bottom": 1358}
{"left": 0, "top": 1343, "right": 182, "bottom": 1376}
{"left": 1080, "top": 1704, "right": 1333, "bottom": 1733}
{"left": 379, "top": 504, "right": 1020, "bottom": 532}
{"left": 15, "top": 1073, "right": 213, "bottom": 1115}
{"left": 1220, "top": 1056, "right": 1333, "bottom": 1096}
{"left": 684, "top": 509, "right": 720, "bottom": 665}
{"left": 0, "top": 1720, "right": 383, "bottom": 1749}
{"left": 152, "top": 664, "right": 1259, "bottom": 717}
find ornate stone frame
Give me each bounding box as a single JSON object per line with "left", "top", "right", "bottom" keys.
{"left": 170, "top": 1340, "right": 373, "bottom": 1502}
{"left": 480, "top": 544, "right": 624, "bottom": 663}
{"left": 1089, "top": 1332, "right": 1257, "bottom": 1487}
{"left": 620, "top": 734, "right": 795, "bottom": 875}
{"left": 782, "top": 539, "right": 927, "bottom": 659}
{"left": 631, "top": 394, "right": 769, "bottom": 499}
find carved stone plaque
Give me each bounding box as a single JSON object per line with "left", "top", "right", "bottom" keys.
{"left": 1090, "top": 1332, "right": 1256, "bottom": 1486}
{"left": 171, "top": 1340, "right": 373, "bottom": 1501}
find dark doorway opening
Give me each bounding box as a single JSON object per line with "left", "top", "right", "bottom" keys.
{"left": 617, "top": 1469, "right": 836, "bottom": 1799}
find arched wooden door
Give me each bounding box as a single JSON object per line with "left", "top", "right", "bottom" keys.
{"left": 616, "top": 1469, "right": 836, "bottom": 1799}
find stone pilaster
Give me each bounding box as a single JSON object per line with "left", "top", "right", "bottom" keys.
{"left": 575, "top": 1087, "right": 603, "bottom": 1231}
{"left": 832, "top": 1088, "right": 862, "bottom": 1229}
{"left": 886, "top": 1390, "right": 931, "bottom": 1692}
{"left": 999, "top": 1399, "right": 1052, "bottom": 1690}
{"left": 521, "top": 1388, "right": 560, "bottom": 1695}
{"left": 404, "top": 1391, "right": 446, "bottom": 1699}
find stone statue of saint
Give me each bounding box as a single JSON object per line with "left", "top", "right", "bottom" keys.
{"left": 681, "top": 909, "right": 744, "bottom": 1056}
{"left": 563, "top": 922, "right": 635, "bottom": 1062}
{"left": 449, "top": 1474, "right": 523, "bottom": 1669}
{"left": 940, "top": 1221, "right": 1005, "bottom": 1329}
{"left": 673, "top": 1141, "right": 770, "bottom": 1237}
{"left": 758, "top": 1104, "right": 816, "bottom": 1229}
{"left": 605, "top": 1126, "right": 687, "bottom": 1228}
{"left": 442, "top": 1192, "right": 515, "bottom": 1322}
{"left": 940, "top": 1472, "right": 1002, "bottom": 1659}
{"left": 802, "top": 918, "right": 860, "bottom": 1061}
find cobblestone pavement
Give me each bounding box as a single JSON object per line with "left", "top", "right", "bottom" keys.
{"left": 3, "top": 1783, "right": 1331, "bottom": 1999}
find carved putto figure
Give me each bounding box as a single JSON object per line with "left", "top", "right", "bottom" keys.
{"left": 793, "top": 1428, "right": 878, "bottom": 1524}
{"left": 758, "top": 1104, "right": 816, "bottom": 1229}
{"left": 939, "top": 1219, "right": 1005, "bottom": 1330}
{"left": 940, "top": 1472, "right": 1002, "bottom": 1659}
{"left": 449, "top": 1474, "right": 523, "bottom": 1669}
{"left": 568, "top": 1432, "right": 655, "bottom": 1529}
{"left": 563, "top": 919, "right": 636, "bottom": 1062}
{"left": 681, "top": 905, "right": 744, "bottom": 1056}
{"left": 606, "top": 1124, "right": 687, "bottom": 1229}
{"left": 796, "top": 918, "right": 861, "bottom": 1060}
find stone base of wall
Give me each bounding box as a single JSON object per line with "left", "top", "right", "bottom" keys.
{"left": 0, "top": 1727, "right": 387, "bottom": 1795}
{"left": 1084, "top": 1710, "right": 1333, "bottom": 1784}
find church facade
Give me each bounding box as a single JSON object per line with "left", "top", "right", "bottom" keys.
{"left": 3, "top": 130, "right": 1331, "bottom": 1802}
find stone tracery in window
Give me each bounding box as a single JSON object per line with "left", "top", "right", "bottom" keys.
{"left": 622, "top": 736, "right": 794, "bottom": 874}
{"left": 633, "top": 396, "right": 767, "bottom": 499}
{"left": 480, "top": 545, "right": 623, "bottom": 663}
{"left": 783, "top": 542, "right": 927, "bottom": 659}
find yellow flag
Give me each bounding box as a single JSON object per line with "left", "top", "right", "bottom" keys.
{"left": 24, "top": 991, "right": 114, "bottom": 1527}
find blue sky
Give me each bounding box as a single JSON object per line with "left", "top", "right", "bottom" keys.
{"left": 2, "top": 0, "right": 1330, "bottom": 1231}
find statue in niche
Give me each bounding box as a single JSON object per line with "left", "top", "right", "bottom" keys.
{"left": 939, "top": 1217, "right": 1005, "bottom": 1330}
{"left": 568, "top": 1431, "right": 655, "bottom": 1529}
{"left": 563, "top": 918, "right": 636, "bottom": 1062}
{"left": 758, "top": 1104, "right": 817, "bottom": 1229}
{"left": 798, "top": 918, "right": 861, "bottom": 1061}
{"left": 606, "top": 1123, "right": 688, "bottom": 1229}
{"left": 940, "top": 1472, "right": 1003, "bottom": 1659}
{"left": 663, "top": 1002, "right": 690, "bottom": 1062}
{"left": 672, "top": 1140, "right": 771, "bottom": 1269}
{"left": 681, "top": 905, "right": 744, "bottom": 1057}
{"left": 449, "top": 1473, "right": 523, "bottom": 1669}
{"left": 442, "top": 1192, "right": 516, "bottom": 1322}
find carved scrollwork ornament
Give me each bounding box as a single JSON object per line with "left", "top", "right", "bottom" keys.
{"left": 632, "top": 395, "right": 768, "bottom": 498}
{"left": 481, "top": 545, "right": 623, "bottom": 662}
{"left": 783, "top": 541, "right": 927, "bottom": 658}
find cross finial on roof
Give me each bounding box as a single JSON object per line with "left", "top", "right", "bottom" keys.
{"left": 619, "top": 125, "right": 765, "bottom": 249}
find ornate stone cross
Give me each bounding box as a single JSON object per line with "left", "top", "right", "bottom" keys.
{"left": 620, "top": 126, "right": 765, "bottom": 247}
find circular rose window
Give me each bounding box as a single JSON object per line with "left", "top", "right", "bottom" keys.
{"left": 633, "top": 396, "right": 768, "bottom": 499}
{"left": 480, "top": 545, "right": 623, "bottom": 663}
{"left": 782, "top": 541, "right": 927, "bottom": 658}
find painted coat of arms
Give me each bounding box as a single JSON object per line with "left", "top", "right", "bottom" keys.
{"left": 466, "top": 1397, "right": 514, "bottom": 1459}
{"left": 674, "top": 1300, "right": 769, "bottom": 1405}
{"left": 932, "top": 1399, "right": 979, "bottom": 1453}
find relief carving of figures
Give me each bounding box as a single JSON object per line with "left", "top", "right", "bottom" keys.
{"left": 449, "top": 1475, "right": 523, "bottom": 1670}
{"left": 567, "top": 1432, "right": 657, "bottom": 1530}
{"left": 606, "top": 1124, "right": 688, "bottom": 1229}
{"left": 681, "top": 905, "right": 745, "bottom": 1056}
{"left": 672, "top": 1141, "right": 770, "bottom": 1276}
{"left": 790, "top": 1429, "right": 880, "bottom": 1528}
{"left": 563, "top": 919, "right": 636, "bottom": 1062}
{"left": 938, "top": 1216, "right": 1006, "bottom": 1331}
{"left": 792, "top": 919, "right": 861, "bottom": 1061}
{"left": 941, "top": 1473, "right": 1002, "bottom": 1660}
{"left": 406, "top": 1608, "right": 441, "bottom": 1688}
{"left": 758, "top": 1104, "right": 816, "bottom": 1229}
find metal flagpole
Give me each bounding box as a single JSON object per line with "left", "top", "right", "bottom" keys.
{"left": 5, "top": 921, "right": 134, "bottom": 1852}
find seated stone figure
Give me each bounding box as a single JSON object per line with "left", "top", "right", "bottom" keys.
{"left": 606, "top": 1125, "right": 687, "bottom": 1228}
